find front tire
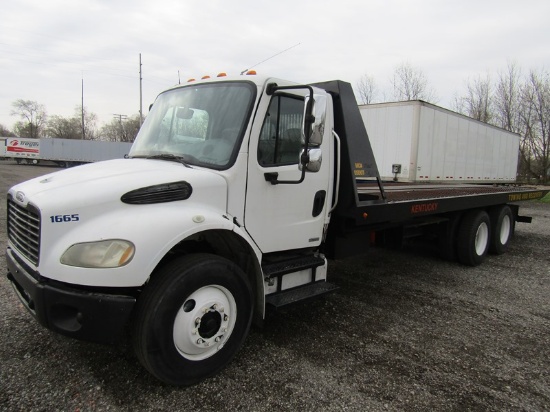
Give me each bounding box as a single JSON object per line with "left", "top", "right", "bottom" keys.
{"left": 133, "top": 253, "right": 253, "bottom": 386}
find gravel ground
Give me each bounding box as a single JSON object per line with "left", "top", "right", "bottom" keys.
{"left": 1, "top": 161, "right": 549, "bottom": 411}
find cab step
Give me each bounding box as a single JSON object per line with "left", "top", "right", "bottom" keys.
{"left": 265, "top": 281, "right": 339, "bottom": 309}
{"left": 262, "top": 255, "right": 325, "bottom": 279}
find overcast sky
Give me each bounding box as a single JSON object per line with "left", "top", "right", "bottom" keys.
{"left": 1, "top": 0, "right": 549, "bottom": 132}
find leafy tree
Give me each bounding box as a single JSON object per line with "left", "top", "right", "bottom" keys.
{"left": 10, "top": 99, "right": 47, "bottom": 138}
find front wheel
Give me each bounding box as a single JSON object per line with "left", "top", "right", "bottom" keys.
{"left": 133, "top": 253, "right": 253, "bottom": 386}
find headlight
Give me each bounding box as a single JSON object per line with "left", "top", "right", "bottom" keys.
{"left": 61, "top": 239, "right": 135, "bottom": 268}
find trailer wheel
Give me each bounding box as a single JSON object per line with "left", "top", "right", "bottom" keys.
{"left": 457, "top": 210, "right": 490, "bottom": 266}
{"left": 489, "top": 205, "right": 514, "bottom": 255}
{"left": 438, "top": 213, "right": 461, "bottom": 261}
{"left": 133, "top": 253, "right": 253, "bottom": 386}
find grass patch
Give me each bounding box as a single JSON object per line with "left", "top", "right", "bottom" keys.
{"left": 540, "top": 191, "right": 550, "bottom": 203}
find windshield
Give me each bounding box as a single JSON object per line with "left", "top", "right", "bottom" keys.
{"left": 130, "top": 81, "right": 256, "bottom": 169}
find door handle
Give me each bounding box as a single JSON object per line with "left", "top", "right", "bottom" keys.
{"left": 312, "top": 190, "right": 326, "bottom": 217}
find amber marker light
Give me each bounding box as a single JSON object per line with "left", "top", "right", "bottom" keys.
{"left": 246, "top": 70, "right": 257, "bottom": 75}
{"left": 217, "top": 72, "right": 227, "bottom": 77}
{"left": 187, "top": 78, "right": 196, "bottom": 82}
{"left": 201, "top": 75, "right": 210, "bottom": 79}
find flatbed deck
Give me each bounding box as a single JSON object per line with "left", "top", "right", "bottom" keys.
{"left": 336, "top": 182, "right": 550, "bottom": 227}
{"left": 357, "top": 182, "right": 547, "bottom": 203}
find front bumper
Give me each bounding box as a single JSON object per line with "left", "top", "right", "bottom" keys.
{"left": 6, "top": 247, "right": 136, "bottom": 344}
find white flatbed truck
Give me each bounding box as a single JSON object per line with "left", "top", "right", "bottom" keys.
{"left": 6, "top": 74, "right": 548, "bottom": 385}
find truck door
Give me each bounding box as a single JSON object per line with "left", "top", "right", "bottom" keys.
{"left": 244, "top": 86, "right": 332, "bottom": 253}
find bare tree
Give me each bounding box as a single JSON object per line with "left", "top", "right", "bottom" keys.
{"left": 0, "top": 124, "right": 16, "bottom": 137}
{"left": 10, "top": 99, "right": 47, "bottom": 138}
{"left": 494, "top": 63, "right": 522, "bottom": 132}
{"left": 492, "top": 63, "right": 531, "bottom": 180}
{"left": 74, "top": 106, "right": 98, "bottom": 140}
{"left": 520, "top": 69, "right": 550, "bottom": 184}
{"left": 100, "top": 114, "right": 141, "bottom": 143}
{"left": 46, "top": 115, "right": 81, "bottom": 139}
{"left": 391, "top": 62, "right": 436, "bottom": 102}
{"left": 356, "top": 74, "right": 378, "bottom": 104}
{"left": 456, "top": 74, "right": 493, "bottom": 123}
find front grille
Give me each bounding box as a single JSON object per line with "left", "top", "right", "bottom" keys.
{"left": 7, "top": 196, "right": 41, "bottom": 265}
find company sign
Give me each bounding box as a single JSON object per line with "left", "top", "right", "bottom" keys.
{"left": 6, "top": 138, "right": 40, "bottom": 158}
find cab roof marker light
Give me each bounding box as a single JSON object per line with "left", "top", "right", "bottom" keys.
{"left": 217, "top": 72, "right": 227, "bottom": 77}
{"left": 187, "top": 78, "right": 196, "bottom": 82}
{"left": 246, "top": 70, "right": 257, "bottom": 75}
{"left": 201, "top": 75, "right": 211, "bottom": 79}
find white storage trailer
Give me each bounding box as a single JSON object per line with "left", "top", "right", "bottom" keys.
{"left": 6, "top": 137, "right": 132, "bottom": 166}
{"left": 39, "top": 138, "right": 132, "bottom": 166}
{"left": 359, "top": 100, "right": 519, "bottom": 183}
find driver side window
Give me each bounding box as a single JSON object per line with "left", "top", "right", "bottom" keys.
{"left": 258, "top": 95, "right": 304, "bottom": 166}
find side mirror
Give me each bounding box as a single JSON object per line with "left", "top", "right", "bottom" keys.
{"left": 303, "top": 94, "right": 327, "bottom": 146}
{"left": 299, "top": 148, "right": 322, "bottom": 173}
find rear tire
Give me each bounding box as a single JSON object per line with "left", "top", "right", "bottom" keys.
{"left": 438, "top": 213, "right": 461, "bottom": 261}
{"left": 489, "top": 205, "right": 514, "bottom": 255}
{"left": 133, "top": 253, "right": 253, "bottom": 386}
{"left": 457, "top": 210, "right": 490, "bottom": 266}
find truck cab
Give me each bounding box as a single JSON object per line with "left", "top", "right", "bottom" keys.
{"left": 7, "top": 74, "right": 338, "bottom": 386}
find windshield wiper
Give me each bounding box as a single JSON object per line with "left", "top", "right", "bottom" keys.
{"left": 136, "top": 153, "right": 193, "bottom": 168}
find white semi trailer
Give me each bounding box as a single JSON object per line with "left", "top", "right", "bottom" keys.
{"left": 5, "top": 137, "right": 132, "bottom": 167}
{"left": 359, "top": 100, "right": 519, "bottom": 183}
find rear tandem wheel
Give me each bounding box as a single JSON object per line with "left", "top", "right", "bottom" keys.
{"left": 456, "top": 210, "right": 491, "bottom": 266}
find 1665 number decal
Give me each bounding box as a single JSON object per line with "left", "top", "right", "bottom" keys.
{"left": 49, "top": 214, "right": 80, "bottom": 223}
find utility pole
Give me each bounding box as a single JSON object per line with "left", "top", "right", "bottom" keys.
{"left": 113, "top": 114, "right": 127, "bottom": 142}
{"left": 113, "top": 114, "right": 128, "bottom": 124}
{"left": 139, "top": 53, "right": 143, "bottom": 126}
{"left": 81, "top": 76, "right": 85, "bottom": 139}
